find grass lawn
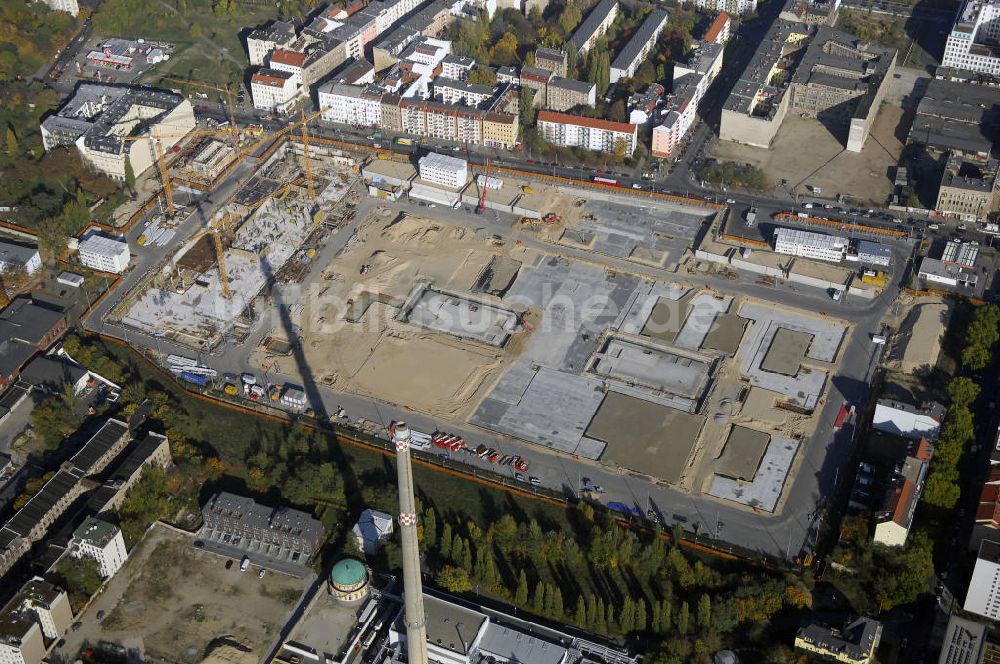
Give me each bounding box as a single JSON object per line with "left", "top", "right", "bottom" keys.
{"left": 93, "top": 0, "right": 281, "bottom": 91}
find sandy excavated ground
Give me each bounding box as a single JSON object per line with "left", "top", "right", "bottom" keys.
{"left": 64, "top": 525, "right": 305, "bottom": 664}
{"left": 254, "top": 213, "right": 540, "bottom": 420}
{"left": 712, "top": 106, "right": 904, "bottom": 205}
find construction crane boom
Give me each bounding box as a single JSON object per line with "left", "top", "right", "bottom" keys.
{"left": 153, "top": 130, "right": 174, "bottom": 218}
{"left": 300, "top": 109, "right": 315, "bottom": 200}
{"left": 476, "top": 149, "right": 494, "bottom": 214}
{"left": 211, "top": 230, "right": 232, "bottom": 299}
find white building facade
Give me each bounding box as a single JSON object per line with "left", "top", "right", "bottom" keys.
{"left": 965, "top": 539, "right": 1000, "bottom": 621}
{"left": 942, "top": 0, "right": 1000, "bottom": 75}
{"left": 0, "top": 242, "right": 41, "bottom": 276}
{"left": 694, "top": 0, "right": 756, "bottom": 15}
{"left": 317, "top": 84, "right": 383, "bottom": 126}
{"left": 773, "top": 227, "right": 848, "bottom": 262}
{"left": 418, "top": 152, "right": 468, "bottom": 188}
{"left": 71, "top": 517, "right": 128, "bottom": 578}
{"left": 251, "top": 69, "right": 298, "bottom": 114}
{"left": 537, "top": 110, "right": 637, "bottom": 156}
{"left": 78, "top": 233, "right": 130, "bottom": 274}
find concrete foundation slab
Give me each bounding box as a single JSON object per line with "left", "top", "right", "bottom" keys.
{"left": 588, "top": 391, "right": 705, "bottom": 483}
{"left": 399, "top": 285, "right": 519, "bottom": 347}
{"left": 674, "top": 293, "right": 733, "bottom": 351}
{"left": 715, "top": 426, "right": 771, "bottom": 481}
{"left": 708, "top": 435, "right": 800, "bottom": 512}
{"left": 702, "top": 312, "right": 747, "bottom": 355}
{"left": 589, "top": 337, "right": 713, "bottom": 400}
{"left": 761, "top": 328, "right": 812, "bottom": 376}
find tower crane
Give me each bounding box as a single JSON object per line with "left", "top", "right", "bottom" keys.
{"left": 476, "top": 149, "right": 495, "bottom": 215}
{"left": 300, "top": 109, "right": 315, "bottom": 200}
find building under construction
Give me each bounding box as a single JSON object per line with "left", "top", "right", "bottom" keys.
{"left": 119, "top": 145, "right": 359, "bottom": 349}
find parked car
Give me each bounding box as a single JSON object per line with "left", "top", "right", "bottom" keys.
{"left": 529, "top": 476, "right": 541, "bottom": 486}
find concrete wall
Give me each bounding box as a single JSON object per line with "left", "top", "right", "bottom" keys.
{"left": 848, "top": 285, "right": 877, "bottom": 299}
{"left": 731, "top": 257, "right": 785, "bottom": 278}
{"left": 847, "top": 51, "right": 897, "bottom": 152}
{"left": 695, "top": 249, "right": 730, "bottom": 264}
{"left": 786, "top": 271, "right": 842, "bottom": 291}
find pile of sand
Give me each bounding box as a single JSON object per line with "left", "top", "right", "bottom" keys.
{"left": 380, "top": 216, "right": 466, "bottom": 248}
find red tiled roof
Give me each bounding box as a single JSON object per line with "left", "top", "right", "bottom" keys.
{"left": 890, "top": 480, "right": 915, "bottom": 526}
{"left": 344, "top": 0, "right": 366, "bottom": 15}
{"left": 252, "top": 72, "right": 291, "bottom": 87}
{"left": 704, "top": 12, "right": 730, "bottom": 43}
{"left": 270, "top": 49, "right": 305, "bottom": 68}
{"left": 988, "top": 466, "right": 1000, "bottom": 483}
{"left": 982, "top": 484, "right": 1000, "bottom": 504}
{"left": 484, "top": 112, "right": 516, "bottom": 124}
{"left": 914, "top": 438, "right": 934, "bottom": 462}
{"left": 536, "top": 110, "right": 635, "bottom": 134}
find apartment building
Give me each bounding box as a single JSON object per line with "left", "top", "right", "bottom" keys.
{"left": 773, "top": 227, "right": 847, "bottom": 262}
{"left": 545, "top": 77, "right": 596, "bottom": 111}
{"left": 610, "top": 9, "right": 668, "bottom": 83}
{"left": 936, "top": 156, "right": 999, "bottom": 222}
{"left": 704, "top": 11, "right": 732, "bottom": 44}
{"left": 910, "top": 79, "right": 998, "bottom": 163}
{"left": 720, "top": 23, "right": 894, "bottom": 153}
{"left": 268, "top": 49, "right": 306, "bottom": 87}
{"left": 936, "top": 614, "right": 996, "bottom": 664}
{"left": 251, "top": 69, "right": 298, "bottom": 113}
{"left": 0, "top": 241, "right": 41, "bottom": 277}
{"left": 201, "top": 492, "right": 324, "bottom": 562}
{"left": 433, "top": 77, "right": 495, "bottom": 106}
{"left": 317, "top": 83, "right": 384, "bottom": 125}
{"left": 77, "top": 231, "right": 130, "bottom": 274}
{"left": 0, "top": 419, "right": 131, "bottom": 579}
{"left": 483, "top": 113, "right": 519, "bottom": 149}
{"left": 695, "top": 0, "right": 755, "bottom": 16}
{"left": 795, "top": 617, "right": 883, "bottom": 664}
{"left": 0, "top": 298, "right": 67, "bottom": 392}
{"left": 628, "top": 83, "right": 665, "bottom": 124}
{"left": 942, "top": 0, "right": 1000, "bottom": 75}
{"left": 40, "top": 85, "right": 195, "bottom": 182}
{"left": 872, "top": 439, "right": 933, "bottom": 547}
{"left": 247, "top": 20, "right": 297, "bottom": 66}
{"left": 567, "top": 0, "right": 620, "bottom": 54}
{"left": 71, "top": 517, "right": 128, "bottom": 578}
{"left": 441, "top": 53, "right": 475, "bottom": 79}
{"left": 537, "top": 110, "right": 638, "bottom": 156}
{"left": 0, "top": 579, "right": 72, "bottom": 664}
{"left": 652, "top": 40, "right": 724, "bottom": 157}
{"left": 534, "top": 47, "right": 568, "bottom": 76}
{"left": 519, "top": 65, "right": 553, "bottom": 105}
{"left": 966, "top": 540, "right": 1000, "bottom": 621}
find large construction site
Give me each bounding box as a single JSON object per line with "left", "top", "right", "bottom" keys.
{"left": 110, "top": 127, "right": 857, "bottom": 513}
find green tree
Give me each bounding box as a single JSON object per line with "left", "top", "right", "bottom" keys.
{"left": 672, "top": 522, "right": 683, "bottom": 547}
{"left": 609, "top": 100, "right": 626, "bottom": 122}
{"left": 532, "top": 580, "right": 546, "bottom": 613}
{"left": 424, "top": 508, "right": 437, "bottom": 552}
{"left": 460, "top": 541, "right": 473, "bottom": 572}
{"left": 872, "top": 531, "right": 935, "bottom": 611}
{"left": 467, "top": 66, "right": 497, "bottom": 86}
{"left": 619, "top": 596, "right": 635, "bottom": 634}
{"left": 440, "top": 523, "right": 453, "bottom": 558}
{"left": 922, "top": 472, "right": 961, "bottom": 508}
{"left": 189, "top": 23, "right": 202, "bottom": 39}
{"left": 5, "top": 126, "right": 16, "bottom": 157}
{"left": 436, "top": 565, "right": 473, "bottom": 593}
{"left": 963, "top": 343, "right": 992, "bottom": 371}
{"left": 659, "top": 600, "right": 672, "bottom": 634}
{"left": 519, "top": 87, "right": 537, "bottom": 126}
{"left": 494, "top": 514, "right": 517, "bottom": 554}
{"left": 696, "top": 593, "right": 711, "bottom": 630}
{"left": 566, "top": 42, "right": 578, "bottom": 77}
{"left": 515, "top": 569, "right": 529, "bottom": 605}
{"left": 54, "top": 557, "right": 103, "bottom": 611}
{"left": 636, "top": 598, "right": 648, "bottom": 632}
{"left": 124, "top": 154, "right": 136, "bottom": 192}
{"left": 558, "top": 4, "right": 582, "bottom": 34}
{"left": 947, "top": 376, "right": 981, "bottom": 407}
{"left": 575, "top": 595, "right": 587, "bottom": 625}
{"left": 677, "top": 601, "right": 690, "bottom": 635}
{"left": 489, "top": 31, "right": 519, "bottom": 65}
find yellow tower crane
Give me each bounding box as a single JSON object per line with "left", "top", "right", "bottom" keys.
{"left": 300, "top": 109, "right": 315, "bottom": 200}
{"left": 123, "top": 127, "right": 233, "bottom": 219}
{"left": 210, "top": 229, "right": 232, "bottom": 299}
